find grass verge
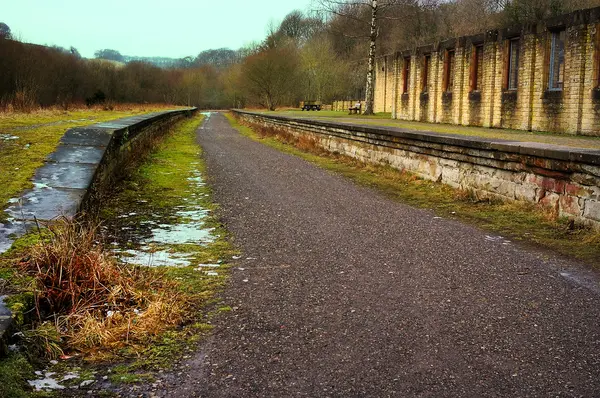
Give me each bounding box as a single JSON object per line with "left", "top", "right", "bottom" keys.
{"left": 226, "top": 112, "right": 600, "bottom": 265}
{"left": 263, "top": 109, "right": 600, "bottom": 150}
{"left": 0, "top": 113, "right": 235, "bottom": 396}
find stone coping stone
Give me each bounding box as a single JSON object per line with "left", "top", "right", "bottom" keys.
{"left": 236, "top": 110, "right": 600, "bottom": 166}
{"left": 4, "top": 187, "right": 85, "bottom": 221}
{"left": 47, "top": 144, "right": 106, "bottom": 164}
{"left": 60, "top": 127, "right": 114, "bottom": 147}
{"left": 33, "top": 163, "right": 97, "bottom": 190}
{"left": 0, "top": 220, "right": 30, "bottom": 253}
{"left": 0, "top": 296, "right": 11, "bottom": 357}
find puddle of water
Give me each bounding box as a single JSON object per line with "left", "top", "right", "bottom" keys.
{"left": 176, "top": 209, "right": 208, "bottom": 220}
{"left": 110, "top": 162, "right": 217, "bottom": 267}
{"left": 0, "top": 134, "right": 19, "bottom": 141}
{"left": 116, "top": 249, "right": 193, "bottom": 267}
{"left": 484, "top": 235, "right": 511, "bottom": 245}
{"left": 196, "top": 263, "right": 220, "bottom": 268}
{"left": 149, "top": 223, "right": 214, "bottom": 245}
{"left": 28, "top": 371, "right": 79, "bottom": 391}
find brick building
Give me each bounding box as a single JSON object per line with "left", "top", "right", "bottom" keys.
{"left": 373, "top": 7, "right": 600, "bottom": 136}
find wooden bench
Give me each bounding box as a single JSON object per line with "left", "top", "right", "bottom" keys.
{"left": 348, "top": 103, "right": 361, "bottom": 114}
{"left": 301, "top": 101, "right": 322, "bottom": 111}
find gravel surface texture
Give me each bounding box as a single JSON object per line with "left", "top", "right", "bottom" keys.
{"left": 160, "top": 113, "right": 600, "bottom": 397}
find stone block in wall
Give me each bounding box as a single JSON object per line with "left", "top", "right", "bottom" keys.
{"left": 539, "top": 191, "right": 561, "bottom": 210}
{"left": 583, "top": 199, "right": 600, "bottom": 221}
{"left": 525, "top": 174, "right": 567, "bottom": 194}
{"left": 514, "top": 183, "right": 538, "bottom": 202}
{"left": 560, "top": 195, "right": 584, "bottom": 216}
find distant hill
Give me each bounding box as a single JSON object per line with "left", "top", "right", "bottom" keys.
{"left": 122, "top": 55, "right": 181, "bottom": 69}
{"left": 94, "top": 48, "right": 241, "bottom": 70}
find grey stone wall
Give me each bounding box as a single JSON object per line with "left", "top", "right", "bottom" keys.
{"left": 0, "top": 108, "right": 197, "bottom": 254}
{"left": 234, "top": 110, "right": 600, "bottom": 228}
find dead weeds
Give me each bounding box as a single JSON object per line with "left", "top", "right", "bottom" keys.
{"left": 17, "top": 218, "right": 191, "bottom": 358}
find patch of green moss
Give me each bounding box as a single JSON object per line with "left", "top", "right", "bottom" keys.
{"left": 5, "top": 292, "right": 34, "bottom": 327}
{"left": 0, "top": 353, "right": 34, "bottom": 398}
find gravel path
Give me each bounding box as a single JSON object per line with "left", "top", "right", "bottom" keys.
{"left": 166, "top": 112, "right": 600, "bottom": 397}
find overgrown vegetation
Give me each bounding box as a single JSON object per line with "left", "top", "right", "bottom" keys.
{"left": 0, "top": 113, "right": 235, "bottom": 395}
{"left": 226, "top": 113, "right": 600, "bottom": 265}
{"left": 14, "top": 218, "right": 189, "bottom": 357}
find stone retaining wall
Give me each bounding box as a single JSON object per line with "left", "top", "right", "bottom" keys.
{"left": 233, "top": 110, "right": 600, "bottom": 228}
{"left": 0, "top": 108, "right": 197, "bottom": 254}
{"left": 0, "top": 108, "right": 197, "bottom": 356}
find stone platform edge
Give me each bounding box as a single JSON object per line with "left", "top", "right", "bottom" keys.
{"left": 0, "top": 107, "right": 197, "bottom": 356}
{"left": 233, "top": 110, "right": 600, "bottom": 228}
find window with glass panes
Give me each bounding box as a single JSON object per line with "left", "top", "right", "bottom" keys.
{"left": 507, "top": 38, "right": 519, "bottom": 90}
{"left": 548, "top": 30, "right": 565, "bottom": 90}
{"left": 444, "top": 50, "right": 455, "bottom": 92}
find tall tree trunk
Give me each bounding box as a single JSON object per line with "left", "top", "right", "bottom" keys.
{"left": 363, "top": 0, "right": 378, "bottom": 115}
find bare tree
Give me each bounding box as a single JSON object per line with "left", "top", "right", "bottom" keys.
{"left": 317, "top": 0, "right": 404, "bottom": 114}
{"left": 241, "top": 45, "right": 300, "bottom": 110}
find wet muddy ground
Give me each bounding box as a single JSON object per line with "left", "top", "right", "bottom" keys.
{"left": 24, "top": 113, "right": 235, "bottom": 396}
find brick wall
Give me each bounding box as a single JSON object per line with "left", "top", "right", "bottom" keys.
{"left": 373, "top": 6, "right": 600, "bottom": 137}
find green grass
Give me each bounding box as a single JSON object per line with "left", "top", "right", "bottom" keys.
{"left": 92, "top": 113, "right": 235, "bottom": 374}
{"left": 0, "top": 106, "right": 182, "bottom": 220}
{"left": 226, "top": 113, "right": 600, "bottom": 265}
{"left": 263, "top": 109, "right": 600, "bottom": 150}
{"left": 0, "top": 353, "right": 34, "bottom": 398}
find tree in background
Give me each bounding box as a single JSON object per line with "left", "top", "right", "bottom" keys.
{"left": 241, "top": 45, "right": 300, "bottom": 110}
{"left": 0, "top": 23, "right": 11, "bottom": 39}
{"left": 94, "top": 49, "right": 125, "bottom": 63}
{"left": 501, "top": 0, "right": 600, "bottom": 24}
{"left": 300, "top": 36, "right": 351, "bottom": 102}
{"left": 3, "top": 0, "right": 600, "bottom": 111}
{"left": 317, "top": 0, "right": 406, "bottom": 115}
{"left": 194, "top": 48, "right": 239, "bottom": 69}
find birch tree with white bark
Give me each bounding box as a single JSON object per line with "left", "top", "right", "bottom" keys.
{"left": 316, "top": 0, "right": 405, "bottom": 115}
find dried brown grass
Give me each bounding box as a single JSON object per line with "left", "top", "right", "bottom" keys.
{"left": 18, "top": 218, "right": 190, "bottom": 357}
{"left": 0, "top": 102, "right": 179, "bottom": 116}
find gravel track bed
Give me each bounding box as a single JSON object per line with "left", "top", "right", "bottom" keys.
{"left": 158, "top": 112, "right": 600, "bottom": 397}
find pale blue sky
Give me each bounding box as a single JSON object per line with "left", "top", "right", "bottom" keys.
{"left": 1, "top": 0, "right": 314, "bottom": 58}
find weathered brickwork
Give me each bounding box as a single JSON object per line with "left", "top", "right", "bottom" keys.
{"left": 374, "top": 56, "right": 395, "bottom": 113}
{"left": 234, "top": 110, "right": 600, "bottom": 228}
{"left": 374, "top": 7, "right": 600, "bottom": 136}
